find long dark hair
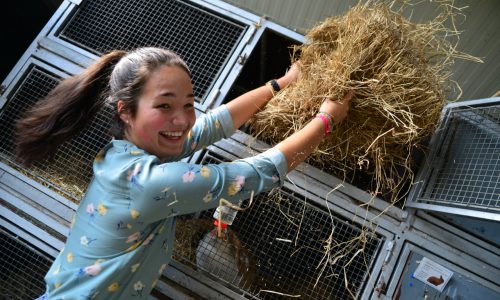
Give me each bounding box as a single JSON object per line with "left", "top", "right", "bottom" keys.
{"left": 15, "top": 47, "right": 190, "bottom": 166}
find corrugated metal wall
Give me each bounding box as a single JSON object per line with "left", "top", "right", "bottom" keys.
{"left": 222, "top": 0, "right": 499, "bottom": 101}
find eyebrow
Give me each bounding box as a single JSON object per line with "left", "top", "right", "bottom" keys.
{"left": 158, "top": 91, "right": 175, "bottom": 98}
{"left": 157, "top": 91, "right": 195, "bottom": 98}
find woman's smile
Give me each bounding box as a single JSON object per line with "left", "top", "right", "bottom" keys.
{"left": 159, "top": 129, "right": 188, "bottom": 144}
{"left": 160, "top": 130, "right": 183, "bottom": 138}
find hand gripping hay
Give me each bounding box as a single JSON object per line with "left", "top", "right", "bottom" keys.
{"left": 250, "top": 1, "right": 480, "bottom": 203}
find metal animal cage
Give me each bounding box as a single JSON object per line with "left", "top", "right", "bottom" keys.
{"left": 0, "top": 0, "right": 270, "bottom": 201}
{"left": 173, "top": 147, "right": 384, "bottom": 299}
{"left": 0, "top": 65, "right": 61, "bottom": 156}
{"left": 0, "top": 61, "right": 113, "bottom": 202}
{"left": 54, "top": 0, "right": 247, "bottom": 107}
{"left": 408, "top": 99, "right": 500, "bottom": 221}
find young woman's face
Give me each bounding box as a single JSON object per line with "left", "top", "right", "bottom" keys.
{"left": 122, "top": 65, "right": 196, "bottom": 159}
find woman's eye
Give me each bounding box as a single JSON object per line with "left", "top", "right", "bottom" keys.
{"left": 158, "top": 104, "right": 170, "bottom": 109}
{"left": 184, "top": 103, "right": 194, "bottom": 109}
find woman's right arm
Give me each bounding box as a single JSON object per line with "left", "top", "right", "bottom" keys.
{"left": 276, "top": 92, "right": 352, "bottom": 171}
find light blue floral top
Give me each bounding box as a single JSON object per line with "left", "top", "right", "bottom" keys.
{"left": 41, "top": 105, "right": 287, "bottom": 299}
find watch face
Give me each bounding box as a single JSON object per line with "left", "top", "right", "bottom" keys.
{"left": 268, "top": 79, "right": 280, "bottom": 92}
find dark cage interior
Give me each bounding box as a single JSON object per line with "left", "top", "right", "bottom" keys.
{"left": 223, "top": 29, "right": 297, "bottom": 102}
{"left": 173, "top": 149, "right": 384, "bottom": 299}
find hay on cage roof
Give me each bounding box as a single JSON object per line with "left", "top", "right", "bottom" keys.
{"left": 250, "top": 1, "right": 481, "bottom": 203}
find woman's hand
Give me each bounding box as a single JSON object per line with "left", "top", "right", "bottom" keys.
{"left": 276, "top": 90, "right": 353, "bottom": 171}
{"left": 276, "top": 62, "right": 301, "bottom": 89}
{"left": 226, "top": 62, "right": 302, "bottom": 130}
{"left": 319, "top": 91, "right": 353, "bottom": 125}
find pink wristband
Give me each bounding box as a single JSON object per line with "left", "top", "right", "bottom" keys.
{"left": 315, "top": 114, "right": 331, "bottom": 136}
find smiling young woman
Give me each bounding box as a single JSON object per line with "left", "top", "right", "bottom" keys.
{"left": 15, "top": 47, "right": 350, "bottom": 299}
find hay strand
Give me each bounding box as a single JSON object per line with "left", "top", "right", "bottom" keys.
{"left": 250, "top": 0, "right": 480, "bottom": 203}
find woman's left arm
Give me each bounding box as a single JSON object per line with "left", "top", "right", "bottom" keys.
{"left": 173, "top": 64, "right": 300, "bottom": 160}
{"left": 226, "top": 63, "right": 300, "bottom": 129}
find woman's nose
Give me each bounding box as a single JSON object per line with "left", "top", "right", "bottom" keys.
{"left": 171, "top": 113, "right": 189, "bottom": 127}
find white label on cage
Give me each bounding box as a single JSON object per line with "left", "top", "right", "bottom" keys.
{"left": 413, "top": 257, "right": 453, "bottom": 292}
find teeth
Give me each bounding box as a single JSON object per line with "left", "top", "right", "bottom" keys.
{"left": 161, "top": 131, "right": 183, "bottom": 137}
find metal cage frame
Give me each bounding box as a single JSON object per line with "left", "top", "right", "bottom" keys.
{"left": 192, "top": 130, "right": 500, "bottom": 299}
{"left": 407, "top": 97, "right": 500, "bottom": 221}
{"left": 384, "top": 242, "right": 500, "bottom": 299}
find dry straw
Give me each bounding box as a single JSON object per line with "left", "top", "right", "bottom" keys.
{"left": 250, "top": 0, "right": 481, "bottom": 203}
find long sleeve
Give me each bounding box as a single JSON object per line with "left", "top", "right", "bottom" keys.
{"left": 97, "top": 140, "right": 287, "bottom": 223}
{"left": 174, "top": 104, "right": 235, "bottom": 160}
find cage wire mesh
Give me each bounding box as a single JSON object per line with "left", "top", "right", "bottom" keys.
{"left": 0, "top": 64, "right": 114, "bottom": 202}
{"left": 58, "top": 0, "right": 246, "bottom": 102}
{"left": 414, "top": 104, "right": 500, "bottom": 212}
{"left": 0, "top": 227, "right": 53, "bottom": 299}
{"left": 174, "top": 150, "right": 383, "bottom": 299}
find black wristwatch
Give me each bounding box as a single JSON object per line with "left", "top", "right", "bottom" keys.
{"left": 267, "top": 79, "right": 281, "bottom": 92}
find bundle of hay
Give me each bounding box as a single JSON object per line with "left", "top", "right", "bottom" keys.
{"left": 251, "top": 1, "right": 480, "bottom": 202}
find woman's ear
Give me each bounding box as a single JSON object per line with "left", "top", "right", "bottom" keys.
{"left": 117, "top": 100, "right": 130, "bottom": 124}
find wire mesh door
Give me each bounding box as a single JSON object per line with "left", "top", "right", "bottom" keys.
{"left": 174, "top": 149, "right": 384, "bottom": 299}
{"left": 55, "top": 0, "right": 247, "bottom": 106}
{"left": 0, "top": 62, "right": 113, "bottom": 202}
{"left": 407, "top": 100, "right": 500, "bottom": 220}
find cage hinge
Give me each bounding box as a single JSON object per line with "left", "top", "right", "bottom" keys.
{"left": 0, "top": 85, "right": 6, "bottom": 96}
{"left": 67, "top": 0, "right": 83, "bottom": 5}
{"left": 375, "top": 277, "right": 387, "bottom": 297}
{"left": 238, "top": 53, "right": 248, "bottom": 65}
{"left": 384, "top": 240, "right": 395, "bottom": 263}
{"left": 245, "top": 16, "right": 265, "bottom": 45}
